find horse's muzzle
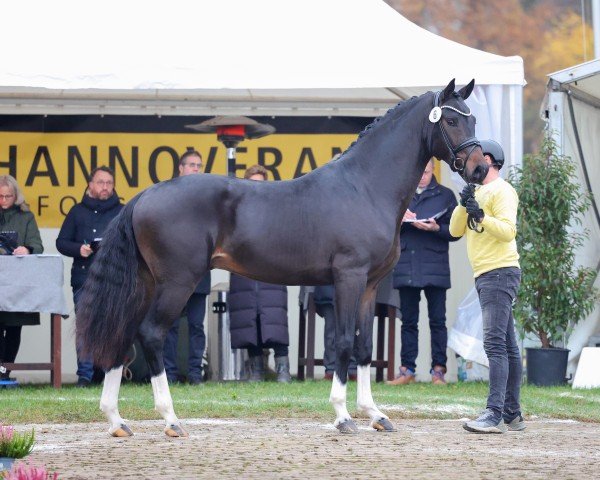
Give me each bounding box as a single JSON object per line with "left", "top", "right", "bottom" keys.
{"left": 466, "top": 163, "right": 489, "bottom": 184}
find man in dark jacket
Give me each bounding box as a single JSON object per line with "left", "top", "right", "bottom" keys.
{"left": 56, "top": 166, "right": 123, "bottom": 387}
{"left": 163, "top": 150, "right": 211, "bottom": 385}
{"left": 388, "top": 159, "right": 459, "bottom": 386}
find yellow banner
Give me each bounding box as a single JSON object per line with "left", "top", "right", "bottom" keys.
{"left": 0, "top": 132, "right": 357, "bottom": 227}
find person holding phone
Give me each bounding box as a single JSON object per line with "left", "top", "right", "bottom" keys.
{"left": 0, "top": 175, "right": 44, "bottom": 381}
{"left": 388, "top": 159, "right": 459, "bottom": 386}
{"left": 56, "top": 166, "right": 123, "bottom": 387}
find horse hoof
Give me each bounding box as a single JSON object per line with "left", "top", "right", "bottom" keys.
{"left": 336, "top": 419, "right": 359, "bottom": 434}
{"left": 372, "top": 417, "right": 396, "bottom": 432}
{"left": 110, "top": 423, "right": 134, "bottom": 437}
{"left": 165, "top": 424, "right": 188, "bottom": 438}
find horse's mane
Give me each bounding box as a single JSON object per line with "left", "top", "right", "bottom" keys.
{"left": 338, "top": 93, "right": 430, "bottom": 161}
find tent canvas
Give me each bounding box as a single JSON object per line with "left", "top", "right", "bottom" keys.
{"left": 0, "top": 0, "right": 524, "bottom": 164}
{"left": 543, "top": 59, "right": 600, "bottom": 375}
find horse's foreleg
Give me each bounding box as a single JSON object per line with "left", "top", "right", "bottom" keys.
{"left": 330, "top": 272, "right": 366, "bottom": 434}
{"left": 355, "top": 296, "right": 396, "bottom": 433}
{"left": 100, "top": 365, "right": 133, "bottom": 437}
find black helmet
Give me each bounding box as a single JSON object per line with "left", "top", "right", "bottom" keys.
{"left": 480, "top": 139, "right": 504, "bottom": 169}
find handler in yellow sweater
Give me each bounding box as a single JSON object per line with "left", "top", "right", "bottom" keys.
{"left": 449, "top": 139, "right": 524, "bottom": 434}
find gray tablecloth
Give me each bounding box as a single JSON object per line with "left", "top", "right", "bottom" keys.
{"left": 0, "top": 255, "right": 69, "bottom": 315}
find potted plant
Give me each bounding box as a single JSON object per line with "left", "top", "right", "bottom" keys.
{"left": 0, "top": 426, "right": 35, "bottom": 474}
{"left": 509, "top": 136, "right": 598, "bottom": 386}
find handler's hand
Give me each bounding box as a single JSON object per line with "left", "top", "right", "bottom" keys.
{"left": 12, "top": 246, "right": 30, "bottom": 255}
{"left": 402, "top": 209, "right": 416, "bottom": 223}
{"left": 465, "top": 197, "right": 485, "bottom": 223}
{"left": 459, "top": 183, "right": 475, "bottom": 207}
{"left": 413, "top": 219, "right": 440, "bottom": 232}
{"left": 80, "top": 244, "right": 93, "bottom": 258}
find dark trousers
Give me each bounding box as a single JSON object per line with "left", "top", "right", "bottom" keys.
{"left": 73, "top": 287, "right": 94, "bottom": 381}
{"left": 316, "top": 303, "right": 357, "bottom": 374}
{"left": 0, "top": 325, "right": 22, "bottom": 364}
{"left": 164, "top": 292, "right": 207, "bottom": 382}
{"left": 476, "top": 267, "right": 522, "bottom": 417}
{"left": 398, "top": 286, "right": 448, "bottom": 372}
{"left": 247, "top": 315, "right": 288, "bottom": 358}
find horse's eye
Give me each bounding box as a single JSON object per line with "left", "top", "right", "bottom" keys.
{"left": 446, "top": 119, "right": 456, "bottom": 126}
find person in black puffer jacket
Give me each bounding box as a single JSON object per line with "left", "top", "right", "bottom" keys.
{"left": 228, "top": 165, "right": 291, "bottom": 383}
{"left": 56, "top": 166, "right": 123, "bottom": 387}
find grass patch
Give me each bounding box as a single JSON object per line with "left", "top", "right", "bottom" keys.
{"left": 2, "top": 381, "right": 600, "bottom": 424}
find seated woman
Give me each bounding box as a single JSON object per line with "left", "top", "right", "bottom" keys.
{"left": 0, "top": 175, "right": 44, "bottom": 381}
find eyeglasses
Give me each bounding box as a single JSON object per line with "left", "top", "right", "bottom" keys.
{"left": 0, "top": 194, "right": 15, "bottom": 200}
{"left": 93, "top": 180, "right": 114, "bottom": 186}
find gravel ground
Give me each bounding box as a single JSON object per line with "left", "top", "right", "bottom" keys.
{"left": 21, "top": 417, "right": 600, "bottom": 479}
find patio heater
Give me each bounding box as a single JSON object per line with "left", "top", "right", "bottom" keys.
{"left": 186, "top": 116, "right": 275, "bottom": 177}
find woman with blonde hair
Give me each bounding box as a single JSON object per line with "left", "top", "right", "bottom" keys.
{"left": 0, "top": 175, "right": 43, "bottom": 381}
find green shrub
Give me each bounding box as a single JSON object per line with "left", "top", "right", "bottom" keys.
{"left": 509, "top": 136, "right": 598, "bottom": 347}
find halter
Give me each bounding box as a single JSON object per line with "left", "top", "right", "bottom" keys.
{"left": 430, "top": 90, "right": 480, "bottom": 174}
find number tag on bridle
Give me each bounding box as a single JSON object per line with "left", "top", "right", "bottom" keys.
{"left": 429, "top": 107, "right": 442, "bottom": 123}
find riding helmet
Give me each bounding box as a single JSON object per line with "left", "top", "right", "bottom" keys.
{"left": 480, "top": 139, "right": 504, "bottom": 169}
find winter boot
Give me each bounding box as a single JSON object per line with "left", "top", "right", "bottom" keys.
{"left": 248, "top": 355, "right": 265, "bottom": 382}
{"left": 275, "top": 356, "right": 292, "bottom": 383}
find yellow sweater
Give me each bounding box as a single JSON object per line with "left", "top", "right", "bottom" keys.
{"left": 449, "top": 177, "right": 520, "bottom": 278}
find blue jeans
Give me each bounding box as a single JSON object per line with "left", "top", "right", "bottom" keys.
{"left": 398, "top": 286, "right": 448, "bottom": 371}
{"left": 74, "top": 287, "right": 94, "bottom": 381}
{"left": 164, "top": 293, "right": 207, "bottom": 382}
{"left": 475, "top": 267, "right": 522, "bottom": 418}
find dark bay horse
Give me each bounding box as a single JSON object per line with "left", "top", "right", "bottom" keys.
{"left": 77, "top": 79, "right": 487, "bottom": 437}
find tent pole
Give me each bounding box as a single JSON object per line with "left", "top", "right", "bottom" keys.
{"left": 594, "top": 0, "right": 600, "bottom": 59}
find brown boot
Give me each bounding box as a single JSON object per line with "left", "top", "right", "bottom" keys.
{"left": 386, "top": 366, "right": 415, "bottom": 385}
{"left": 431, "top": 365, "right": 447, "bottom": 385}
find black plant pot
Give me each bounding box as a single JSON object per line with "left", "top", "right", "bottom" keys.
{"left": 526, "top": 347, "right": 570, "bottom": 386}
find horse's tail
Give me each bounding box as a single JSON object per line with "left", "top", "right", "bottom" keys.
{"left": 76, "top": 192, "right": 149, "bottom": 370}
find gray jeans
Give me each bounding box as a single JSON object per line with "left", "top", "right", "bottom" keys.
{"left": 475, "top": 267, "right": 522, "bottom": 418}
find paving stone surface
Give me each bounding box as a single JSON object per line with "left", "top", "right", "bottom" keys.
{"left": 23, "top": 418, "right": 600, "bottom": 479}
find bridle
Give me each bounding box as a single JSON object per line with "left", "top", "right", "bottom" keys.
{"left": 429, "top": 90, "right": 480, "bottom": 175}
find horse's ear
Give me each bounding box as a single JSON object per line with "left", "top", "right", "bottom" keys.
{"left": 458, "top": 79, "right": 475, "bottom": 100}
{"left": 441, "top": 79, "right": 456, "bottom": 102}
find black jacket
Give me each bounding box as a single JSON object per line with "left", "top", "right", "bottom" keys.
{"left": 228, "top": 274, "right": 288, "bottom": 348}
{"left": 56, "top": 193, "right": 123, "bottom": 290}
{"left": 393, "top": 176, "right": 459, "bottom": 289}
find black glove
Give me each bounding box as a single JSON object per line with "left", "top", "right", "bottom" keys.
{"left": 459, "top": 183, "right": 476, "bottom": 207}
{"left": 465, "top": 197, "right": 484, "bottom": 223}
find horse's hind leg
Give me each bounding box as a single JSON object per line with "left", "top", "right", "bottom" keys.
{"left": 100, "top": 365, "right": 133, "bottom": 437}
{"left": 354, "top": 289, "right": 395, "bottom": 433}
{"left": 100, "top": 263, "right": 154, "bottom": 438}
{"left": 137, "top": 283, "right": 194, "bottom": 437}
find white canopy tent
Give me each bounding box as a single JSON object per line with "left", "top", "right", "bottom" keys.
{"left": 0, "top": 0, "right": 526, "bottom": 380}
{"left": 544, "top": 59, "right": 600, "bottom": 374}
{"left": 0, "top": 0, "right": 524, "bottom": 161}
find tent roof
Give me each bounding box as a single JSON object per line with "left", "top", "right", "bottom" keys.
{"left": 548, "top": 59, "right": 600, "bottom": 108}
{"left": 0, "top": 0, "right": 524, "bottom": 116}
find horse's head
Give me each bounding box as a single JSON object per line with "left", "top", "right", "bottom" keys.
{"left": 429, "top": 79, "right": 488, "bottom": 184}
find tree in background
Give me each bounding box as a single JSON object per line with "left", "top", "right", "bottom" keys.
{"left": 385, "top": 0, "right": 594, "bottom": 153}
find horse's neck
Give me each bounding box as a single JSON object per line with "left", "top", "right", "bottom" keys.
{"left": 340, "top": 105, "right": 430, "bottom": 216}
